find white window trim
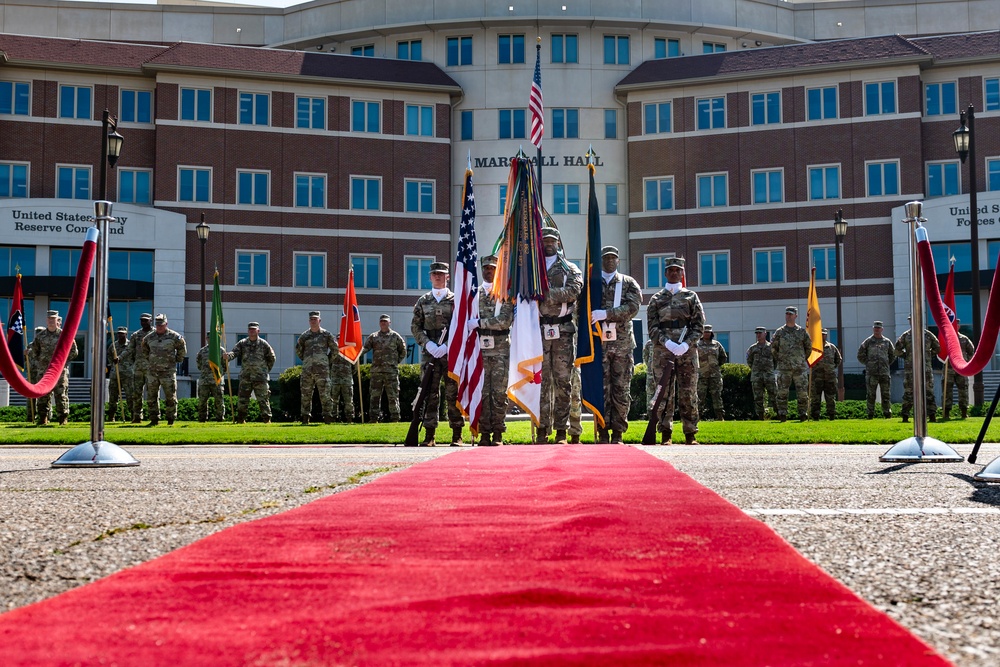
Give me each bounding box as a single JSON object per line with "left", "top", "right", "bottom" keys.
{"left": 238, "top": 90, "right": 271, "bottom": 126}
{"left": 696, "top": 171, "right": 729, "bottom": 209}
{"left": 642, "top": 176, "right": 674, "bottom": 212}
{"left": 753, "top": 247, "right": 787, "bottom": 285}
{"left": 808, "top": 244, "right": 838, "bottom": 283}
{"left": 58, "top": 84, "right": 93, "bottom": 120}
{"left": 54, "top": 163, "right": 92, "bottom": 199}
{"left": 925, "top": 159, "right": 962, "bottom": 197}
{"left": 695, "top": 95, "right": 726, "bottom": 130}
{"left": 350, "top": 253, "right": 383, "bottom": 290}
{"left": 350, "top": 174, "right": 383, "bottom": 211}
{"left": 643, "top": 253, "right": 675, "bottom": 290}
{"left": 498, "top": 108, "right": 527, "bottom": 140}
{"left": 749, "top": 167, "right": 784, "bottom": 205}
{"left": 236, "top": 168, "right": 271, "bottom": 206}
{"left": 234, "top": 249, "right": 270, "bottom": 287}
{"left": 642, "top": 101, "right": 672, "bottom": 135}
{"left": 924, "top": 81, "right": 957, "bottom": 117}
{"left": 404, "top": 103, "right": 435, "bottom": 136}
{"left": 293, "top": 251, "right": 327, "bottom": 289}
{"left": 986, "top": 156, "right": 1000, "bottom": 191}
{"left": 0, "top": 79, "right": 31, "bottom": 117}
{"left": 864, "top": 159, "right": 901, "bottom": 198}
{"left": 697, "top": 250, "right": 730, "bottom": 287}
{"left": 984, "top": 78, "right": 1000, "bottom": 112}
{"left": 805, "top": 85, "right": 839, "bottom": 121}
{"left": 176, "top": 165, "right": 213, "bottom": 203}
{"left": 863, "top": 80, "right": 897, "bottom": 116}
{"left": 117, "top": 167, "right": 153, "bottom": 204}
{"left": 403, "top": 177, "right": 436, "bottom": 214}
{"left": 404, "top": 254, "right": 436, "bottom": 292}
{"left": 119, "top": 88, "right": 155, "bottom": 127}
{"left": 604, "top": 35, "right": 630, "bottom": 65}
{"left": 552, "top": 183, "right": 582, "bottom": 215}
{"left": 293, "top": 171, "right": 327, "bottom": 209}
{"left": 750, "top": 90, "right": 782, "bottom": 125}
{"left": 294, "top": 95, "right": 326, "bottom": 130}
{"left": 0, "top": 160, "right": 30, "bottom": 197}
{"left": 178, "top": 87, "right": 213, "bottom": 123}
{"left": 351, "top": 99, "right": 381, "bottom": 133}
{"left": 807, "top": 163, "right": 842, "bottom": 201}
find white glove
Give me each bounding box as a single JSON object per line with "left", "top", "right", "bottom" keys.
{"left": 425, "top": 341, "right": 440, "bottom": 356}
{"left": 466, "top": 318, "right": 480, "bottom": 333}
{"left": 664, "top": 340, "right": 679, "bottom": 354}
{"left": 674, "top": 342, "right": 689, "bottom": 356}
{"left": 590, "top": 309, "right": 607, "bottom": 324}
{"left": 432, "top": 343, "right": 448, "bottom": 358}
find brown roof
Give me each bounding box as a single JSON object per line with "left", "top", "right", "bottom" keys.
{"left": 911, "top": 31, "right": 1000, "bottom": 61}
{"left": 617, "top": 35, "right": 930, "bottom": 89}
{"left": 0, "top": 34, "right": 166, "bottom": 70}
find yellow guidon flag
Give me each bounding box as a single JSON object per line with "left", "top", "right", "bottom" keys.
{"left": 806, "top": 267, "right": 824, "bottom": 367}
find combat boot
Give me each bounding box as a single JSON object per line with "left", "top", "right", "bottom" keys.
{"left": 568, "top": 434, "right": 580, "bottom": 444}
{"left": 597, "top": 429, "right": 610, "bottom": 444}
{"left": 684, "top": 432, "right": 699, "bottom": 446}
{"left": 715, "top": 410, "right": 725, "bottom": 422}
{"left": 962, "top": 406, "right": 968, "bottom": 419}
{"left": 611, "top": 430, "right": 624, "bottom": 445}
{"left": 167, "top": 418, "right": 174, "bottom": 426}
{"left": 929, "top": 410, "right": 936, "bottom": 423}
{"left": 535, "top": 431, "right": 550, "bottom": 444}
{"left": 198, "top": 416, "right": 207, "bottom": 423}
{"left": 451, "top": 427, "right": 464, "bottom": 446}
{"left": 131, "top": 415, "right": 141, "bottom": 424}
{"left": 235, "top": 414, "right": 246, "bottom": 424}
{"left": 148, "top": 418, "right": 158, "bottom": 426}
{"left": 554, "top": 430, "right": 568, "bottom": 444}
{"left": 942, "top": 408, "right": 950, "bottom": 422}
{"left": 422, "top": 427, "right": 436, "bottom": 446}
{"left": 492, "top": 431, "right": 504, "bottom": 446}
{"left": 38, "top": 415, "right": 49, "bottom": 426}
{"left": 660, "top": 430, "right": 672, "bottom": 445}
{"left": 301, "top": 416, "right": 310, "bottom": 425}
{"left": 478, "top": 431, "right": 490, "bottom": 447}
{"left": 262, "top": 417, "right": 271, "bottom": 424}
{"left": 58, "top": 416, "right": 68, "bottom": 426}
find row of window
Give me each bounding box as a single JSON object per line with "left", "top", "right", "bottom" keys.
{"left": 645, "top": 246, "right": 838, "bottom": 291}
{"left": 460, "top": 108, "right": 618, "bottom": 141}
{"left": 236, "top": 252, "right": 438, "bottom": 291}
{"left": 0, "top": 246, "right": 153, "bottom": 281}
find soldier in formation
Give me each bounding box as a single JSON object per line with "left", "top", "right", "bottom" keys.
{"left": 106, "top": 326, "right": 130, "bottom": 421}
{"left": 411, "top": 261, "right": 464, "bottom": 445}
{"left": 536, "top": 227, "right": 583, "bottom": 444}
{"left": 695, "top": 324, "right": 728, "bottom": 421}
{"left": 746, "top": 326, "right": 777, "bottom": 420}
{"left": 590, "top": 245, "right": 641, "bottom": 444}
{"left": 642, "top": 339, "right": 655, "bottom": 411}
{"left": 26, "top": 326, "right": 43, "bottom": 421}
{"left": 895, "top": 316, "right": 940, "bottom": 422}
{"left": 296, "top": 311, "right": 338, "bottom": 424}
{"left": 646, "top": 257, "right": 704, "bottom": 445}
{"left": 771, "top": 306, "right": 811, "bottom": 422}
{"left": 329, "top": 353, "right": 355, "bottom": 423}
{"left": 228, "top": 322, "right": 276, "bottom": 424}
{"left": 361, "top": 314, "right": 406, "bottom": 422}
{"left": 941, "top": 318, "right": 975, "bottom": 420}
{"left": 809, "top": 329, "right": 842, "bottom": 420}
{"left": 195, "top": 341, "right": 227, "bottom": 422}
{"left": 141, "top": 313, "right": 187, "bottom": 426}
{"left": 857, "top": 321, "right": 896, "bottom": 419}
{"left": 32, "top": 310, "right": 78, "bottom": 425}
{"left": 124, "top": 313, "right": 153, "bottom": 423}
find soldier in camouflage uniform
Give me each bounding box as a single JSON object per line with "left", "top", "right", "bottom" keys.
{"left": 895, "top": 316, "right": 940, "bottom": 422}
{"left": 465, "top": 255, "right": 513, "bottom": 445}
{"left": 27, "top": 326, "right": 44, "bottom": 422}
{"left": 647, "top": 257, "right": 704, "bottom": 445}
{"left": 537, "top": 228, "right": 583, "bottom": 444}
{"left": 329, "top": 354, "right": 355, "bottom": 423}
{"left": 568, "top": 366, "right": 583, "bottom": 444}
{"left": 228, "top": 322, "right": 276, "bottom": 423}
{"left": 411, "top": 262, "right": 464, "bottom": 445}
{"left": 590, "top": 246, "right": 642, "bottom": 444}
{"left": 696, "top": 324, "right": 728, "bottom": 421}
{"left": 195, "top": 342, "right": 227, "bottom": 422}
{"left": 124, "top": 313, "right": 153, "bottom": 423}
{"left": 32, "top": 310, "right": 78, "bottom": 425}
{"left": 809, "top": 329, "right": 843, "bottom": 420}
{"left": 771, "top": 306, "right": 812, "bottom": 422}
{"left": 941, "top": 318, "right": 975, "bottom": 420}
{"left": 141, "top": 313, "right": 187, "bottom": 426}
{"left": 642, "top": 339, "right": 655, "bottom": 410}
{"left": 857, "top": 320, "right": 896, "bottom": 419}
{"left": 296, "top": 311, "right": 338, "bottom": 424}
{"left": 746, "top": 326, "right": 777, "bottom": 420}
{"left": 361, "top": 315, "right": 406, "bottom": 422}
{"left": 106, "top": 326, "right": 131, "bottom": 422}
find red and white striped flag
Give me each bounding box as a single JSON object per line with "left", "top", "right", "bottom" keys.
{"left": 529, "top": 43, "right": 544, "bottom": 149}
{"left": 447, "top": 168, "right": 484, "bottom": 435}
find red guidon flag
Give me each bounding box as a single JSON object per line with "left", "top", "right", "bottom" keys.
{"left": 338, "top": 268, "right": 363, "bottom": 364}
{"left": 938, "top": 257, "right": 957, "bottom": 362}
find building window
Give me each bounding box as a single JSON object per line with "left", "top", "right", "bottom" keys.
{"left": 654, "top": 38, "right": 680, "bottom": 58}
{"left": 696, "top": 96, "right": 725, "bottom": 130}
{"left": 237, "top": 170, "right": 270, "bottom": 206}
{"left": 603, "top": 35, "right": 630, "bottom": 65}
{"left": 987, "top": 78, "right": 1000, "bottom": 112}
{"left": 751, "top": 169, "right": 783, "bottom": 204}
{"left": 499, "top": 109, "right": 526, "bottom": 139}
{"left": 644, "top": 177, "right": 674, "bottom": 211}
{"left": 499, "top": 184, "right": 507, "bottom": 215}
{"left": 461, "top": 110, "right": 473, "bottom": 140}
{"left": 811, "top": 246, "right": 837, "bottom": 281}
{"left": 925, "top": 82, "right": 957, "bottom": 117}
{"left": 405, "top": 180, "right": 434, "bottom": 213}
{"left": 699, "top": 251, "right": 729, "bottom": 286}
{"left": 0, "top": 163, "right": 28, "bottom": 198}
{"left": 118, "top": 169, "right": 151, "bottom": 205}
{"left": 351, "top": 255, "right": 381, "bottom": 289}
{"left": 0, "top": 81, "right": 30, "bottom": 116}
{"left": 447, "top": 37, "right": 473, "bottom": 66}
{"left": 294, "top": 173, "right": 325, "bottom": 208}
{"left": 551, "top": 34, "right": 578, "bottom": 63}
{"left": 0, "top": 246, "right": 36, "bottom": 276}
{"left": 405, "top": 104, "right": 434, "bottom": 136}
{"left": 236, "top": 251, "right": 268, "bottom": 286}
{"left": 352, "top": 100, "right": 380, "bottom": 133}
{"left": 59, "top": 85, "right": 91, "bottom": 120}
{"left": 808, "top": 165, "right": 840, "bottom": 200}
{"left": 178, "top": 167, "right": 211, "bottom": 202}
{"left": 697, "top": 172, "right": 728, "bottom": 208}
{"left": 238, "top": 92, "right": 269, "bottom": 126}
{"left": 296, "top": 96, "right": 325, "bottom": 129}
{"left": 351, "top": 44, "right": 375, "bottom": 57}
{"left": 866, "top": 160, "right": 900, "bottom": 197}
{"left": 294, "top": 253, "right": 325, "bottom": 288}
{"left": 751, "top": 91, "right": 780, "bottom": 126}
{"left": 108, "top": 250, "right": 153, "bottom": 282}
{"left": 405, "top": 256, "right": 434, "bottom": 290}
{"left": 927, "top": 161, "right": 960, "bottom": 198}
{"left": 50, "top": 249, "right": 83, "bottom": 277}
{"left": 989, "top": 159, "right": 1000, "bottom": 191}
{"left": 606, "top": 184, "right": 619, "bottom": 215}
{"left": 864, "top": 81, "right": 897, "bottom": 116}
{"left": 498, "top": 34, "right": 525, "bottom": 64}
{"left": 350, "top": 176, "right": 381, "bottom": 211}
{"left": 397, "top": 40, "right": 422, "bottom": 61}
{"left": 703, "top": 41, "right": 726, "bottom": 53}
{"left": 643, "top": 102, "right": 671, "bottom": 134}
{"left": 551, "top": 108, "right": 579, "bottom": 139}
{"left": 552, "top": 184, "right": 581, "bottom": 214}
{"left": 604, "top": 109, "right": 617, "bottom": 139}
{"left": 645, "top": 255, "right": 674, "bottom": 290}
{"left": 56, "top": 166, "right": 90, "bottom": 200}
{"left": 120, "top": 89, "right": 152, "bottom": 124}
{"left": 754, "top": 248, "right": 785, "bottom": 284}
{"left": 180, "top": 87, "right": 212, "bottom": 122}
{"left": 807, "top": 86, "right": 838, "bottom": 120}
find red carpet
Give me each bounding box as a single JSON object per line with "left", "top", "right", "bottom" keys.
{"left": 0, "top": 446, "right": 949, "bottom": 666}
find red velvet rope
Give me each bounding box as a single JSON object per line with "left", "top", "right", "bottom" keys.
{"left": 918, "top": 234, "right": 1000, "bottom": 377}
{"left": 0, "top": 236, "right": 97, "bottom": 398}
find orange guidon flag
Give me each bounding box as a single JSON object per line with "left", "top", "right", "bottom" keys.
{"left": 806, "top": 267, "right": 824, "bottom": 367}
{"left": 338, "top": 268, "right": 363, "bottom": 364}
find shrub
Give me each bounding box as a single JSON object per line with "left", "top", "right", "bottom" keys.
{"left": 276, "top": 363, "right": 426, "bottom": 422}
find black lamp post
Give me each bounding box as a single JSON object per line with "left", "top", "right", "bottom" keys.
{"left": 834, "top": 209, "right": 848, "bottom": 400}
{"left": 100, "top": 110, "right": 123, "bottom": 200}
{"left": 196, "top": 213, "right": 210, "bottom": 346}
{"left": 953, "top": 105, "right": 984, "bottom": 407}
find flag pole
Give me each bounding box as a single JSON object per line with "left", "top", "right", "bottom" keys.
{"left": 108, "top": 312, "right": 124, "bottom": 422}
{"left": 356, "top": 362, "right": 364, "bottom": 423}
{"left": 530, "top": 37, "right": 544, "bottom": 201}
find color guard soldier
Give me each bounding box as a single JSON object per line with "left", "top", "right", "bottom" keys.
{"left": 329, "top": 353, "right": 355, "bottom": 423}
{"left": 809, "top": 329, "right": 842, "bottom": 420}
{"left": 857, "top": 320, "right": 896, "bottom": 419}
{"left": 141, "top": 313, "right": 187, "bottom": 426}
{"left": 106, "top": 326, "right": 130, "bottom": 421}
{"left": 771, "top": 306, "right": 811, "bottom": 422}
{"left": 746, "top": 326, "right": 776, "bottom": 420}
{"left": 196, "top": 341, "right": 227, "bottom": 422}
{"left": 296, "top": 311, "right": 337, "bottom": 424}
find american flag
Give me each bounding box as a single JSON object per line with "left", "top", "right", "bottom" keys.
{"left": 529, "top": 43, "right": 544, "bottom": 149}
{"left": 447, "top": 168, "right": 484, "bottom": 435}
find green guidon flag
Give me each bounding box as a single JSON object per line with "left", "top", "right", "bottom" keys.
{"left": 208, "top": 270, "right": 224, "bottom": 384}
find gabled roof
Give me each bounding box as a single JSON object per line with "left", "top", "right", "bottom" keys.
{"left": 0, "top": 33, "right": 167, "bottom": 71}
{"left": 910, "top": 31, "right": 1000, "bottom": 61}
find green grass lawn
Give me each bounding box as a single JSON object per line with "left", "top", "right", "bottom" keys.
{"left": 0, "top": 417, "right": 996, "bottom": 446}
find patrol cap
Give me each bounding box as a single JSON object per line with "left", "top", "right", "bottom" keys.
{"left": 541, "top": 227, "right": 561, "bottom": 241}
{"left": 34, "top": 326, "right": 44, "bottom": 333}
{"left": 822, "top": 328, "right": 830, "bottom": 335}
{"left": 754, "top": 326, "right": 767, "bottom": 334}
{"left": 116, "top": 326, "right": 128, "bottom": 333}
{"left": 140, "top": 313, "right": 152, "bottom": 321}
{"left": 664, "top": 256, "right": 685, "bottom": 269}
{"left": 379, "top": 314, "right": 391, "bottom": 322}
{"left": 704, "top": 324, "right": 713, "bottom": 332}
{"left": 248, "top": 322, "right": 260, "bottom": 329}
{"left": 601, "top": 245, "right": 619, "bottom": 257}
{"left": 429, "top": 262, "right": 449, "bottom": 274}
{"left": 873, "top": 321, "right": 884, "bottom": 328}
{"left": 46, "top": 310, "right": 59, "bottom": 318}
{"left": 481, "top": 255, "right": 498, "bottom": 268}
{"left": 309, "top": 310, "right": 321, "bottom": 319}
{"left": 154, "top": 313, "right": 167, "bottom": 324}
{"left": 785, "top": 306, "right": 798, "bottom": 315}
